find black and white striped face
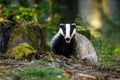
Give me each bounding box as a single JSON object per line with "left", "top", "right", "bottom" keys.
{"left": 59, "top": 23, "right": 76, "bottom": 43}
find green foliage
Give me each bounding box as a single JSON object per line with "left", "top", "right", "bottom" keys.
{"left": 76, "top": 26, "right": 91, "bottom": 39}
{"left": 92, "top": 38, "right": 120, "bottom": 67}
{"left": 1, "top": 5, "right": 35, "bottom": 22}
{"left": 14, "top": 7, "right": 34, "bottom": 21}
{"left": 113, "top": 46, "right": 120, "bottom": 54}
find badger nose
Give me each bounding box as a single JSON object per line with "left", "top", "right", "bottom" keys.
{"left": 65, "top": 37, "right": 71, "bottom": 43}
{"left": 65, "top": 37, "right": 70, "bottom": 41}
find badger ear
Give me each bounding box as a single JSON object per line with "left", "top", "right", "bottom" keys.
{"left": 59, "top": 23, "right": 64, "bottom": 28}
{"left": 71, "top": 23, "right": 76, "bottom": 28}
{"left": 72, "top": 23, "right": 76, "bottom": 26}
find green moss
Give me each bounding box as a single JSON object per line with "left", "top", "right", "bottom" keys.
{"left": 76, "top": 26, "right": 91, "bottom": 40}
{"left": 7, "top": 42, "right": 36, "bottom": 59}
{"left": 8, "top": 25, "right": 27, "bottom": 47}
{"left": 25, "top": 23, "right": 47, "bottom": 51}
{"left": 26, "top": 26, "right": 38, "bottom": 49}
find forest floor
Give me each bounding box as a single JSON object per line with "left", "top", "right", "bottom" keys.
{"left": 0, "top": 53, "right": 120, "bottom": 80}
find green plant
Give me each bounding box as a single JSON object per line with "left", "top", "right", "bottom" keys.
{"left": 92, "top": 38, "right": 120, "bottom": 67}
{"left": 3, "top": 68, "right": 69, "bottom": 80}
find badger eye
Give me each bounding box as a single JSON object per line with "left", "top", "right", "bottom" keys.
{"left": 59, "top": 25, "right": 66, "bottom": 35}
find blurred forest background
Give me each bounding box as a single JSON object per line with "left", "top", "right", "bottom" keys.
{"left": 0, "top": 0, "right": 120, "bottom": 79}
{"left": 0, "top": 0, "right": 120, "bottom": 67}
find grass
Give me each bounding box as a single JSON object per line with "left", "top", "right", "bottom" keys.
{"left": 92, "top": 38, "right": 120, "bottom": 68}
{"left": 2, "top": 68, "right": 70, "bottom": 80}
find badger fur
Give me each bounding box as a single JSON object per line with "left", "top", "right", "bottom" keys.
{"left": 51, "top": 23, "right": 98, "bottom": 64}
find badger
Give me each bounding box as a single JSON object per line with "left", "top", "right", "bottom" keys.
{"left": 51, "top": 23, "right": 98, "bottom": 64}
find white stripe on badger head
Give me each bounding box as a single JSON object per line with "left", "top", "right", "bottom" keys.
{"left": 59, "top": 28, "right": 64, "bottom": 36}
{"left": 65, "top": 24, "right": 70, "bottom": 38}
{"left": 71, "top": 28, "right": 76, "bottom": 38}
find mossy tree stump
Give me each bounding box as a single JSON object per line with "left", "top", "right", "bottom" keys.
{"left": 6, "top": 22, "right": 47, "bottom": 59}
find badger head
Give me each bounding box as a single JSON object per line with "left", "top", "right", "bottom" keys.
{"left": 58, "top": 23, "right": 76, "bottom": 43}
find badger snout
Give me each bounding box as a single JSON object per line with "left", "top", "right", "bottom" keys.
{"left": 65, "top": 37, "right": 71, "bottom": 43}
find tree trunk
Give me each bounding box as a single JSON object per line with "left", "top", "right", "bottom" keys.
{"left": 0, "top": 21, "right": 14, "bottom": 52}
{"left": 53, "top": 0, "right": 78, "bottom": 23}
